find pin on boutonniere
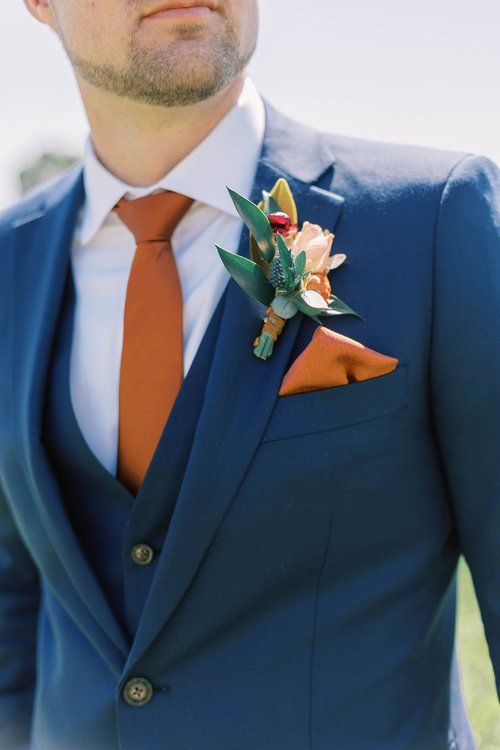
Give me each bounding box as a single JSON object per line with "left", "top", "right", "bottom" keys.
{"left": 215, "top": 178, "right": 363, "bottom": 360}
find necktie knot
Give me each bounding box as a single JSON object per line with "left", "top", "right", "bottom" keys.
{"left": 113, "top": 190, "right": 194, "bottom": 244}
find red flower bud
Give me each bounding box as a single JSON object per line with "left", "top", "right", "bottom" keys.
{"left": 268, "top": 211, "right": 292, "bottom": 234}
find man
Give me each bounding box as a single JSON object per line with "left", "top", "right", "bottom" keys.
{"left": 0, "top": 0, "right": 498, "bottom": 748}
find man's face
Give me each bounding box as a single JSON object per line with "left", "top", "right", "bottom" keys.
{"left": 44, "top": 0, "right": 259, "bottom": 106}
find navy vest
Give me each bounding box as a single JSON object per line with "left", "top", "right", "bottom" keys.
{"left": 41, "top": 264, "right": 227, "bottom": 640}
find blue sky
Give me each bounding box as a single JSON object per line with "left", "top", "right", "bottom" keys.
{"left": 1, "top": 0, "right": 499, "bottom": 208}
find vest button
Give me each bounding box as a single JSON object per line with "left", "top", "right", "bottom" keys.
{"left": 131, "top": 543, "right": 154, "bottom": 565}
{"left": 122, "top": 677, "right": 154, "bottom": 706}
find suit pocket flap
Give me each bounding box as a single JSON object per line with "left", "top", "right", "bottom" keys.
{"left": 261, "top": 363, "right": 408, "bottom": 443}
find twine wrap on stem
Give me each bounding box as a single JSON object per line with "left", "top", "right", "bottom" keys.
{"left": 253, "top": 306, "right": 287, "bottom": 360}
{"left": 305, "top": 272, "right": 332, "bottom": 302}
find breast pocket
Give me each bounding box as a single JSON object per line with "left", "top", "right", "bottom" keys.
{"left": 261, "top": 363, "right": 409, "bottom": 443}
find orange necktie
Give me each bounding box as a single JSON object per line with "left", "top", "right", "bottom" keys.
{"left": 113, "top": 190, "right": 194, "bottom": 495}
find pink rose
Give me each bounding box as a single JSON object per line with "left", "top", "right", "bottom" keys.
{"left": 291, "top": 221, "right": 335, "bottom": 272}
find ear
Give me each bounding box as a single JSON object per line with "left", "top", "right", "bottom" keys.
{"left": 22, "top": 0, "right": 57, "bottom": 30}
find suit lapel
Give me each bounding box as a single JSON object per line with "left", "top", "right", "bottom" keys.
{"left": 11, "top": 166, "right": 130, "bottom": 671}
{"left": 126, "top": 99, "right": 346, "bottom": 670}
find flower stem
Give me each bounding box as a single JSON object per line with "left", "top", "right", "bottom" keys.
{"left": 253, "top": 306, "right": 287, "bottom": 360}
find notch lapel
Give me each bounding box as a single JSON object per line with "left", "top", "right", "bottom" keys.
{"left": 126, "top": 99, "right": 346, "bottom": 670}
{"left": 11, "top": 166, "right": 130, "bottom": 673}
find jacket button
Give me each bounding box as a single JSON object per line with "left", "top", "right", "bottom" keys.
{"left": 131, "top": 543, "right": 154, "bottom": 565}
{"left": 122, "top": 677, "right": 154, "bottom": 706}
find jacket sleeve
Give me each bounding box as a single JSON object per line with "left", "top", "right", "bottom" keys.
{"left": 0, "top": 475, "right": 40, "bottom": 748}
{"left": 430, "top": 154, "right": 500, "bottom": 698}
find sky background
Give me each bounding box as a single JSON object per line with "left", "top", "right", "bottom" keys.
{"left": 1, "top": 0, "right": 499, "bottom": 209}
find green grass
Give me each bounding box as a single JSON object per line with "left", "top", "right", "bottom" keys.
{"left": 456, "top": 558, "right": 500, "bottom": 748}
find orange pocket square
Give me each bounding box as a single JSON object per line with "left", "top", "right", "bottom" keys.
{"left": 279, "top": 326, "right": 399, "bottom": 396}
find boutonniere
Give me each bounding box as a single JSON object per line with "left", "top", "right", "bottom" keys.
{"left": 215, "top": 177, "right": 363, "bottom": 359}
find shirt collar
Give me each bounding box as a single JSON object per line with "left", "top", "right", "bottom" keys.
{"left": 79, "top": 75, "right": 266, "bottom": 245}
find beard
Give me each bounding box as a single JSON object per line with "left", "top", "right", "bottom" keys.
{"left": 58, "top": 17, "right": 255, "bottom": 107}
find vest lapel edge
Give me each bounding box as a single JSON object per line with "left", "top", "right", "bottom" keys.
{"left": 10, "top": 170, "right": 131, "bottom": 663}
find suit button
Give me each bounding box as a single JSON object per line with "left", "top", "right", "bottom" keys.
{"left": 122, "top": 677, "right": 154, "bottom": 706}
{"left": 131, "top": 543, "right": 154, "bottom": 565}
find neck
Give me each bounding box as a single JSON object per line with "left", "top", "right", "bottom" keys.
{"left": 79, "top": 72, "right": 247, "bottom": 186}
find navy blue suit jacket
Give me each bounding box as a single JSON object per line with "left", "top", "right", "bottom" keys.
{"left": 0, "top": 99, "right": 499, "bottom": 750}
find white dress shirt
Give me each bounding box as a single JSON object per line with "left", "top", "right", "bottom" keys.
{"left": 69, "top": 75, "right": 265, "bottom": 476}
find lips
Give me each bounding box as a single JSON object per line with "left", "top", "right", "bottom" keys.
{"left": 142, "top": 1, "right": 218, "bottom": 18}
{"left": 146, "top": 7, "right": 212, "bottom": 19}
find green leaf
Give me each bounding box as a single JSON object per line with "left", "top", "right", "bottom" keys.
{"left": 261, "top": 190, "right": 283, "bottom": 215}
{"left": 328, "top": 295, "right": 364, "bottom": 320}
{"left": 271, "top": 294, "right": 299, "bottom": 319}
{"left": 294, "top": 250, "right": 306, "bottom": 277}
{"left": 294, "top": 290, "right": 330, "bottom": 320}
{"left": 227, "top": 187, "right": 275, "bottom": 263}
{"left": 250, "top": 234, "right": 272, "bottom": 275}
{"left": 294, "top": 293, "right": 328, "bottom": 323}
{"left": 275, "top": 233, "right": 298, "bottom": 291}
{"left": 215, "top": 245, "right": 275, "bottom": 307}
